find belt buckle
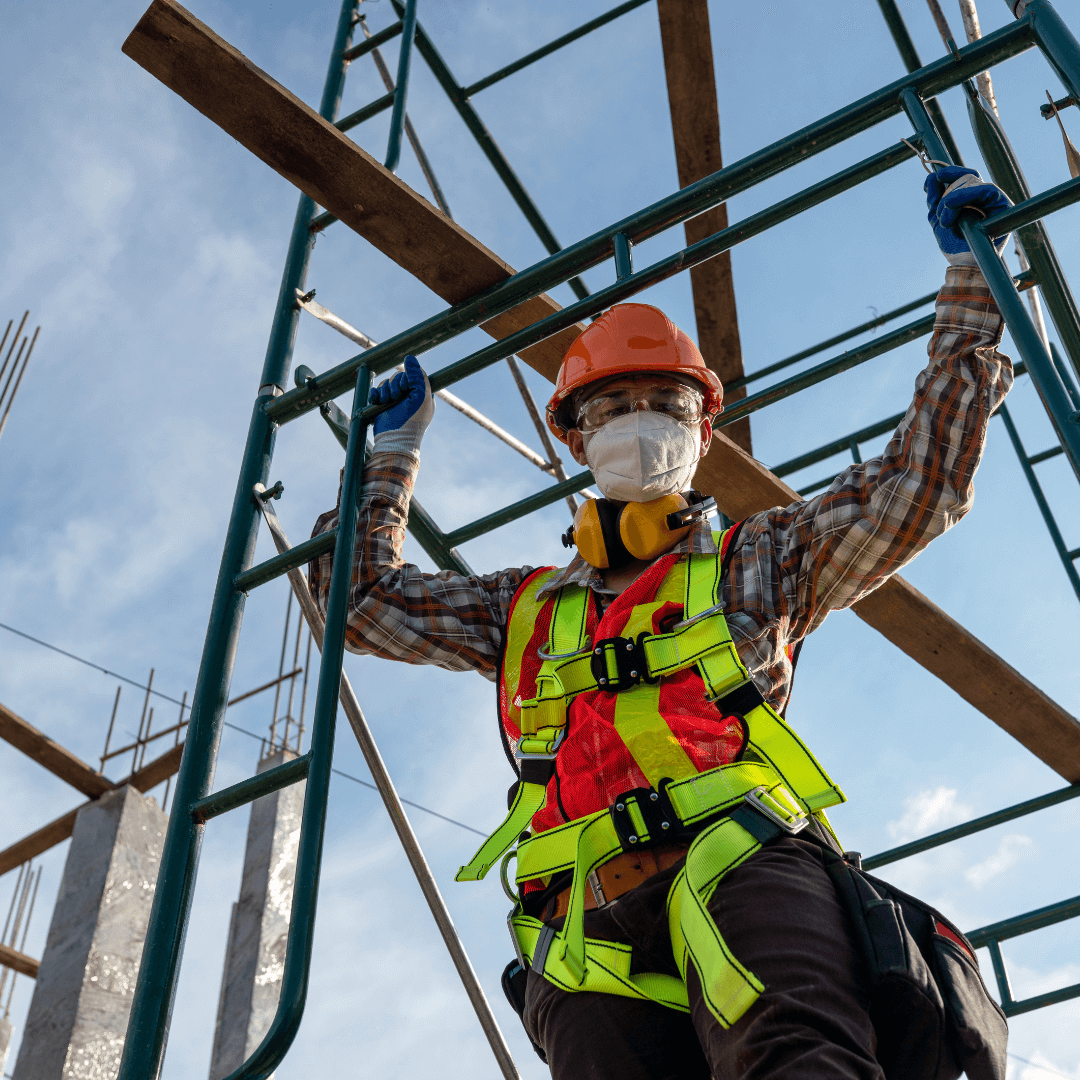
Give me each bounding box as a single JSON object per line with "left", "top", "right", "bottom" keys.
{"left": 742, "top": 785, "right": 808, "bottom": 835}
{"left": 609, "top": 786, "right": 677, "bottom": 851}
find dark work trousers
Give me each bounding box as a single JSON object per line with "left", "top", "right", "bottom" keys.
{"left": 522, "top": 834, "right": 884, "bottom": 1080}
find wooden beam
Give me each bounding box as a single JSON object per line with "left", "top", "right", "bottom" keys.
{"left": 694, "top": 432, "right": 1080, "bottom": 781}
{"left": 0, "top": 743, "right": 186, "bottom": 877}
{"left": 0, "top": 941, "right": 39, "bottom": 979}
{"left": 656, "top": 0, "right": 750, "bottom": 454}
{"left": 120, "top": 3, "right": 1080, "bottom": 777}
{"left": 0, "top": 701, "right": 112, "bottom": 798}
{"left": 121, "top": 0, "right": 582, "bottom": 378}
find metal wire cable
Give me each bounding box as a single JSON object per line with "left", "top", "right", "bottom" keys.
{"left": 0, "top": 620, "right": 486, "bottom": 837}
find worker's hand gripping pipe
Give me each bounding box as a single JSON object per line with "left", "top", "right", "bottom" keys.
{"left": 901, "top": 88, "right": 1080, "bottom": 483}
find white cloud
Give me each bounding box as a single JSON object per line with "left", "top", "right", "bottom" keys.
{"left": 965, "top": 834, "right": 1034, "bottom": 889}
{"left": 887, "top": 786, "right": 973, "bottom": 843}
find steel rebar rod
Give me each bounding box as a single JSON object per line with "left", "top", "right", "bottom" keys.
{"left": 253, "top": 485, "right": 520, "bottom": 1080}
{"left": 0, "top": 325, "right": 41, "bottom": 437}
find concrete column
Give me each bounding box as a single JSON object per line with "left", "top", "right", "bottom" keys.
{"left": 13, "top": 785, "right": 166, "bottom": 1080}
{"left": 1, "top": 1015, "right": 13, "bottom": 1076}
{"left": 209, "top": 749, "right": 304, "bottom": 1080}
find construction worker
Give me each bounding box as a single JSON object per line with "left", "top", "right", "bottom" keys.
{"left": 309, "top": 166, "right": 1013, "bottom": 1079}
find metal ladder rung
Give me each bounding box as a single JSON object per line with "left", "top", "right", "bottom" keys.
{"left": 235, "top": 531, "right": 337, "bottom": 593}
{"left": 1028, "top": 445, "right": 1065, "bottom": 465}
{"left": 191, "top": 753, "right": 311, "bottom": 823}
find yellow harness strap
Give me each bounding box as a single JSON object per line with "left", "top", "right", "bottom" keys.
{"left": 461, "top": 530, "right": 848, "bottom": 1029}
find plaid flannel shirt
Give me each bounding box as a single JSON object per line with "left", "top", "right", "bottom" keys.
{"left": 309, "top": 266, "right": 1010, "bottom": 712}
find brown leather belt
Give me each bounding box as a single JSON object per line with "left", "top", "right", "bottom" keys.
{"left": 543, "top": 843, "right": 690, "bottom": 921}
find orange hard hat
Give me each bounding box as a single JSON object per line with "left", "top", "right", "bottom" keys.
{"left": 545, "top": 303, "right": 723, "bottom": 442}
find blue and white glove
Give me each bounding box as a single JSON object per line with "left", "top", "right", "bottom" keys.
{"left": 369, "top": 354, "right": 434, "bottom": 456}
{"left": 925, "top": 165, "right": 1011, "bottom": 266}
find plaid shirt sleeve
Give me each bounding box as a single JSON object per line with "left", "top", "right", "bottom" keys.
{"left": 308, "top": 450, "right": 534, "bottom": 682}
{"left": 726, "top": 264, "right": 1012, "bottom": 644}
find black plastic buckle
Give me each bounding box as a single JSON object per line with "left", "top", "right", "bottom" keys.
{"left": 609, "top": 786, "right": 678, "bottom": 851}
{"left": 590, "top": 633, "right": 654, "bottom": 692}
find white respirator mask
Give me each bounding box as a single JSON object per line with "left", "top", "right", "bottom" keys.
{"left": 582, "top": 411, "right": 702, "bottom": 503}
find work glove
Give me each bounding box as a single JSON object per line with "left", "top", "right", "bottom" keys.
{"left": 369, "top": 354, "right": 435, "bottom": 456}
{"left": 925, "top": 165, "right": 1011, "bottom": 266}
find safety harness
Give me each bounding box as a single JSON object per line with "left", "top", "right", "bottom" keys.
{"left": 456, "top": 528, "right": 847, "bottom": 1028}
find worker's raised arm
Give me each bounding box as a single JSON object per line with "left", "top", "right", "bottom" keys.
{"left": 740, "top": 167, "right": 1014, "bottom": 641}
{"left": 308, "top": 356, "right": 534, "bottom": 681}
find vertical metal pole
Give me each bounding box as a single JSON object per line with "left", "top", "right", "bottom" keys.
{"left": 219, "top": 365, "right": 373, "bottom": 1080}
{"left": 384, "top": 0, "right": 418, "bottom": 173}
{"left": 986, "top": 939, "right": 1014, "bottom": 1009}
{"left": 100, "top": 685, "right": 122, "bottom": 772}
{"left": 116, "top": 4, "right": 361, "bottom": 1078}
{"left": 612, "top": 232, "right": 634, "bottom": 279}
{"left": 998, "top": 404, "right": 1080, "bottom": 599}
{"left": 901, "top": 88, "right": 1080, "bottom": 481}
{"left": 1026, "top": 0, "right": 1080, "bottom": 103}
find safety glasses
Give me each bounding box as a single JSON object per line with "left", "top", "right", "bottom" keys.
{"left": 576, "top": 379, "right": 704, "bottom": 433}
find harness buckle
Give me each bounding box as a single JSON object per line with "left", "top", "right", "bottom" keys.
{"left": 742, "top": 785, "right": 808, "bottom": 835}
{"left": 590, "top": 633, "right": 656, "bottom": 692}
{"left": 609, "top": 786, "right": 678, "bottom": 851}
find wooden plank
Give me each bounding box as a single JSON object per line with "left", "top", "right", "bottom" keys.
{"left": 694, "top": 432, "right": 1080, "bottom": 781}
{"left": 121, "top": 0, "right": 581, "bottom": 378}
{"left": 656, "top": 0, "right": 751, "bottom": 454}
{"left": 0, "top": 809, "right": 79, "bottom": 878}
{"left": 0, "top": 743, "right": 186, "bottom": 877}
{"left": 120, "top": 3, "right": 1080, "bottom": 777}
{"left": 0, "top": 941, "right": 39, "bottom": 979}
{"left": 0, "top": 701, "right": 112, "bottom": 798}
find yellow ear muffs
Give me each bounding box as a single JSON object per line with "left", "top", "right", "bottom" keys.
{"left": 564, "top": 498, "right": 626, "bottom": 569}
{"left": 562, "top": 493, "right": 712, "bottom": 569}
{"left": 619, "top": 493, "right": 692, "bottom": 560}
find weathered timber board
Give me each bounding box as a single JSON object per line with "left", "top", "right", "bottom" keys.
{"left": 121, "top": 0, "right": 580, "bottom": 377}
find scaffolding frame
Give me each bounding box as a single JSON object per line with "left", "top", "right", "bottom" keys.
{"left": 113, "top": 2, "right": 1080, "bottom": 1078}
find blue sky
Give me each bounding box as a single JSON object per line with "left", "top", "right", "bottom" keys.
{"left": 2, "top": 0, "right": 1080, "bottom": 1078}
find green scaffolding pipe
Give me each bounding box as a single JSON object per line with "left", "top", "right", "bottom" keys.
{"left": 727, "top": 293, "right": 938, "bottom": 393}
{"left": 902, "top": 88, "right": 1080, "bottom": 481}
{"left": 874, "top": 0, "right": 966, "bottom": 165}
{"left": 716, "top": 314, "right": 935, "bottom": 430}
{"left": 998, "top": 404, "right": 1080, "bottom": 599}
{"left": 266, "top": 18, "right": 1035, "bottom": 426}
{"left": 862, "top": 783, "right": 1080, "bottom": 871}
{"left": 115, "top": 4, "right": 363, "bottom": 1077}
{"left": 390, "top": 0, "right": 590, "bottom": 301}
{"left": 771, "top": 410, "right": 906, "bottom": 479}
{"left": 442, "top": 469, "right": 592, "bottom": 549}
{"left": 190, "top": 753, "right": 311, "bottom": 823}
{"left": 980, "top": 174, "right": 1080, "bottom": 237}
{"left": 967, "top": 895, "right": 1080, "bottom": 951}
{"left": 342, "top": 18, "right": 402, "bottom": 62}
{"left": 461, "top": 0, "right": 653, "bottom": 98}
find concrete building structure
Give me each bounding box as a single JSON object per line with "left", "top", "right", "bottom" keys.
{"left": 209, "top": 749, "right": 304, "bottom": 1080}
{"left": 12, "top": 786, "right": 166, "bottom": 1080}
